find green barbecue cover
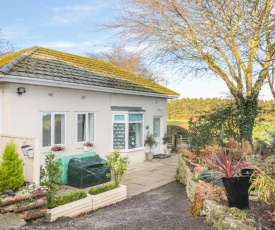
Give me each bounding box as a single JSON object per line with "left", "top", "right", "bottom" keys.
{"left": 53, "top": 152, "right": 97, "bottom": 184}
{"left": 67, "top": 155, "right": 111, "bottom": 188}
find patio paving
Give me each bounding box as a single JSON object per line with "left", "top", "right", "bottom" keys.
{"left": 121, "top": 153, "right": 178, "bottom": 197}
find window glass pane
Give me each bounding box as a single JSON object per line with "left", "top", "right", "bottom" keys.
{"left": 88, "top": 113, "right": 94, "bottom": 142}
{"left": 129, "top": 114, "right": 143, "bottom": 122}
{"left": 128, "top": 123, "right": 142, "bottom": 149}
{"left": 153, "top": 117, "right": 160, "bottom": 137}
{"left": 54, "top": 114, "right": 65, "bottom": 144}
{"left": 113, "top": 123, "right": 125, "bottom": 149}
{"left": 42, "top": 112, "right": 51, "bottom": 147}
{"left": 77, "top": 114, "right": 86, "bottom": 142}
{"left": 114, "top": 115, "right": 124, "bottom": 121}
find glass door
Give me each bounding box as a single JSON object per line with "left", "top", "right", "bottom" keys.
{"left": 153, "top": 117, "right": 161, "bottom": 155}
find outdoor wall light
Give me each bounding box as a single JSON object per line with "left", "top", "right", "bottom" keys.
{"left": 17, "top": 87, "right": 26, "bottom": 95}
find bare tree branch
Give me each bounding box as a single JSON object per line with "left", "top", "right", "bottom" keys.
{"left": 86, "top": 45, "right": 168, "bottom": 85}
{"left": 104, "top": 0, "right": 275, "bottom": 104}
{"left": 0, "top": 30, "right": 14, "bottom": 56}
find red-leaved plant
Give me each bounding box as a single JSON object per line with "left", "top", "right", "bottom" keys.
{"left": 83, "top": 141, "right": 93, "bottom": 147}
{"left": 215, "top": 150, "right": 247, "bottom": 178}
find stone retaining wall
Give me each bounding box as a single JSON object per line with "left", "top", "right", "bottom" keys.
{"left": 176, "top": 154, "right": 198, "bottom": 202}
{"left": 176, "top": 153, "right": 254, "bottom": 230}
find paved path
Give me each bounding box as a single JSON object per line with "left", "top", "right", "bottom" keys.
{"left": 121, "top": 154, "right": 178, "bottom": 197}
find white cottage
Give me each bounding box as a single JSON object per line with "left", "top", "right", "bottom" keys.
{"left": 0, "top": 46, "right": 179, "bottom": 184}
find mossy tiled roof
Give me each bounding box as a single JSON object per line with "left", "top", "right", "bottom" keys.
{"left": 0, "top": 47, "right": 179, "bottom": 97}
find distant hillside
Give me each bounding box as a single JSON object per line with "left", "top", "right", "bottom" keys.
{"left": 168, "top": 98, "right": 275, "bottom": 121}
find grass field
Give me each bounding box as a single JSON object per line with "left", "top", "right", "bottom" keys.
{"left": 167, "top": 120, "right": 189, "bottom": 126}
{"left": 168, "top": 120, "right": 275, "bottom": 141}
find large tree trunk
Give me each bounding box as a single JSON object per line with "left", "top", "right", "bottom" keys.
{"left": 237, "top": 94, "right": 258, "bottom": 153}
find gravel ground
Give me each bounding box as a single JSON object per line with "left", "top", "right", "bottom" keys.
{"left": 22, "top": 181, "right": 209, "bottom": 230}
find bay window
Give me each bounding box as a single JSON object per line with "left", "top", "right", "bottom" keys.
{"left": 113, "top": 113, "right": 143, "bottom": 150}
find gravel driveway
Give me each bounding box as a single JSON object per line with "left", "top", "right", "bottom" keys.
{"left": 22, "top": 181, "right": 209, "bottom": 230}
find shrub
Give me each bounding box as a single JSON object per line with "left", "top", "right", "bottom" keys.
{"left": 162, "top": 132, "right": 171, "bottom": 145}
{"left": 188, "top": 103, "right": 240, "bottom": 151}
{"left": 88, "top": 183, "right": 118, "bottom": 195}
{"left": 40, "top": 153, "right": 62, "bottom": 208}
{"left": 250, "top": 169, "right": 275, "bottom": 204}
{"left": 105, "top": 150, "right": 129, "bottom": 186}
{"left": 51, "top": 190, "right": 87, "bottom": 208}
{"left": 0, "top": 141, "right": 24, "bottom": 191}
{"left": 253, "top": 138, "right": 275, "bottom": 156}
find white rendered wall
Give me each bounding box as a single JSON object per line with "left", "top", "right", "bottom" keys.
{"left": 2, "top": 83, "right": 167, "bottom": 166}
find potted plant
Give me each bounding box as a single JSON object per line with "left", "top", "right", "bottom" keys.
{"left": 51, "top": 145, "right": 65, "bottom": 152}
{"left": 83, "top": 141, "right": 93, "bottom": 152}
{"left": 144, "top": 131, "right": 157, "bottom": 161}
{"left": 162, "top": 132, "right": 172, "bottom": 156}
{"left": 215, "top": 150, "right": 250, "bottom": 209}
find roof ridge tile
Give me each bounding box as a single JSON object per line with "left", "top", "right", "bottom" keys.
{"left": 0, "top": 47, "right": 38, "bottom": 74}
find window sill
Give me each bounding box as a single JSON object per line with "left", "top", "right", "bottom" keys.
{"left": 119, "top": 147, "right": 145, "bottom": 153}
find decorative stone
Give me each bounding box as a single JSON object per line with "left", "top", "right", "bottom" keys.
{"left": 221, "top": 217, "right": 254, "bottom": 230}
{"left": 1, "top": 189, "right": 15, "bottom": 196}
{"left": 0, "top": 213, "right": 26, "bottom": 228}
{"left": 202, "top": 199, "right": 228, "bottom": 222}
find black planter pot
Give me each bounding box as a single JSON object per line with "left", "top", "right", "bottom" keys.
{"left": 241, "top": 168, "right": 255, "bottom": 190}
{"left": 222, "top": 176, "right": 250, "bottom": 209}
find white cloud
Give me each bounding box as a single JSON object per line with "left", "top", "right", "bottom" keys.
{"left": 37, "top": 41, "right": 76, "bottom": 48}
{"left": 46, "top": 3, "right": 108, "bottom": 25}
{"left": 36, "top": 40, "right": 105, "bottom": 55}
{"left": 3, "top": 25, "right": 30, "bottom": 40}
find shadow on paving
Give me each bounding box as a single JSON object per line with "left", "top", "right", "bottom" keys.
{"left": 22, "top": 181, "right": 209, "bottom": 230}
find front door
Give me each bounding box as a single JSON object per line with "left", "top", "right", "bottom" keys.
{"left": 153, "top": 117, "right": 161, "bottom": 155}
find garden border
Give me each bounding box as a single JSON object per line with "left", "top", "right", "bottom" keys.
{"left": 45, "top": 184, "right": 127, "bottom": 222}
{"left": 176, "top": 153, "right": 254, "bottom": 230}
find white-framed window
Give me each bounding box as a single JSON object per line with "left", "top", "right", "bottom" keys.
{"left": 42, "top": 112, "right": 66, "bottom": 147}
{"left": 113, "top": 113, "right": 143, "bottom": 150}
{"left": 76, "top": 113, "right": 94, "bottom": 143}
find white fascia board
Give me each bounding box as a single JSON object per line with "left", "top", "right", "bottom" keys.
{"left": 0, "top": 74, "right": 178, "bottom": 99}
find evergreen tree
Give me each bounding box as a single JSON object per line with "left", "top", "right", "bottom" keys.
{"left": 0, "top": 141, "right": 24, "bottom": 191}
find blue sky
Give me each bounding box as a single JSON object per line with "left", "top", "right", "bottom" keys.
{"left": 0, "top": 0, "right": 272, "bottom": 100}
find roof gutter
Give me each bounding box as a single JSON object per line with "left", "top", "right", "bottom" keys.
{"left": 0, "top": 74, "right": 178, "bottom": 99}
